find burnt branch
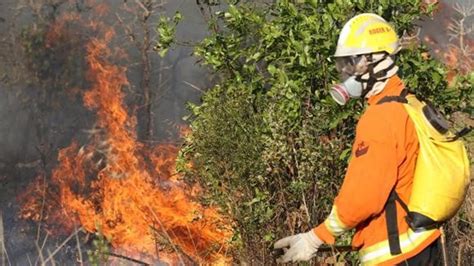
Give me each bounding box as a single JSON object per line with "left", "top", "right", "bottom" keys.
{"left": 105, "top": 252, "right": 151, "bottom": 266}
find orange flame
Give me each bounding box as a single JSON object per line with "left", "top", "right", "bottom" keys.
{"left": 19, "top": 6, "right": 231, "bottom": 265}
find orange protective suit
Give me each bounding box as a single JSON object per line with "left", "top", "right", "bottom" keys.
{"left": 314, "top": 75, "right": 440, "bottom": 265}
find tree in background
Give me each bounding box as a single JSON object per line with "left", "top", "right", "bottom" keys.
{"left": 0, "top": 0, "right": 89, "bottom": 173}
{"left": 161, "top": 0, "right": 473, "bottom": 264}
{"left": 116, "top": 0, "right": 175, "bottom": 142}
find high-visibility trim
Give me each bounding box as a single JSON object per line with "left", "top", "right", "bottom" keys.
{"left": 323, "top": 206, "right": 350, "bottom": 236}
{"left": 359, "top": 228, "right": 439, "bottom": 265}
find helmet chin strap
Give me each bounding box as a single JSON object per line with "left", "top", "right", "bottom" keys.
{"left": 355, "top": 54, "right": 397, "bottom": 98}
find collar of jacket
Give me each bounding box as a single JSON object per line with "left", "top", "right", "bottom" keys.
{"left": 367, "top": 75, "right": 405, "bottom": 106}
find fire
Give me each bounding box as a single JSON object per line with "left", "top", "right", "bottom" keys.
{"left": 444, "top": 45, "right": 473, "bottom": 75}
{"left": 19, "top": 5, "right": 231, "bottom": 265}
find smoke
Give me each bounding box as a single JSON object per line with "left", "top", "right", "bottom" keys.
{"left": 0, "top": 0, "right": 211, "bottom": 171}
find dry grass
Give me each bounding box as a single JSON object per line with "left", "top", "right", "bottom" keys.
{"left": 447, "top": 184, "right": 474, "bottom": 265}
{"left": 1, "top": 209, "right": 7, "bottom": 266}
{"left": 447, "top": 112, "right": 474, "bottom": 265}
{"left": 444, "top": 2, "right": 474, "bottom": 263}
{"left": 0, "top": 226, "right": 84, "bottom": 266}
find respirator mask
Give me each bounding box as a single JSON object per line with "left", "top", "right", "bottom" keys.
{"left": 330, "top": 55, "right": 367, "bottom": 105}
{"left": 330, "top": 54, "right": 397, "bottom": 105}
{"left": 330, "top": 76, "right": 364, "bottom": 105}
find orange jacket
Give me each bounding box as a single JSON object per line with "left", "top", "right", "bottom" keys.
{"left": 314, "top": 75, "right": 440, "bottom": 265}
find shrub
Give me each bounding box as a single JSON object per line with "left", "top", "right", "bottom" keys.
{"left": 174, "top": 0, "right": 472, "bottom": 263}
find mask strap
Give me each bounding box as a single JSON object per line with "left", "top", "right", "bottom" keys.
{"left": 355, "top": 54, "right": 394, "bottom": 97}
{"left": 361, "top": 76, "right": 379, "bottom": 98}
{"left": 373, "top": 61, "right": 396, "bottom": 79}
{"left": 354, "top": 62, "right": 376, "bottom": 97}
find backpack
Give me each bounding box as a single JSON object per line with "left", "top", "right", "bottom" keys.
{"left": 377, "top": 89, "right": 471, "bottom": 255}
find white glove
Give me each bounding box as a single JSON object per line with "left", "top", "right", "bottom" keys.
{"left": 274, "top": 230, "right": 323, "bottom": 263}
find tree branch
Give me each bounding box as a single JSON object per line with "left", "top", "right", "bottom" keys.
{"left": 105, "top": 252, "right": 151, "bottom": 266}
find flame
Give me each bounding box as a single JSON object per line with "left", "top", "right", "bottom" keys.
{"left": 19, "top": 5, "right": 231, "bottom": 265}
{"left": 421, "top": 2, "right": 473, "bottom": 84}
{"left": 45, "top": 13, "right": 81, "bottom": 48}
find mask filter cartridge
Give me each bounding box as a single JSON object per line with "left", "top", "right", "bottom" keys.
{"left": 330, "top": 76, "right": 363, "bottom": 105}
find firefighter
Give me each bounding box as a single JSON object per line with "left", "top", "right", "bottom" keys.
{"left": 274, "top": 13, "right": 441, "bottom": 265}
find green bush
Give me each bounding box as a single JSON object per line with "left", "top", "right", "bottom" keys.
{"left": 175, "top": 0, "right": 472, "bottom": 263}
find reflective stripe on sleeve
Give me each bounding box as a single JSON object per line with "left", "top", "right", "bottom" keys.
{"left": 359, "top": 228, "right": 438, "bottom": 265}
{"left": 324, "top": 205, "right": 349, "bottom": 236}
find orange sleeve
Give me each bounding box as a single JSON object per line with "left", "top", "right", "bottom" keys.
{"left": 314, "top": 107, "right": 401, "bottom": 241}
{"left": 314, "top": 222, "right": 336, "bottom": 244}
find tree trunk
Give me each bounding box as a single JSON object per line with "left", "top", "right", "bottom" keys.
{"left": 138, "top": 0, "right": 154, "bottom": 141}
{"left": 141, "top": 11, "right": 153, "bottom": 141}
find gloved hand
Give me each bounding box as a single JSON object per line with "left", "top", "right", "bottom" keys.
{"left": 274, "top": 230, "right": 323, "bottom": 263}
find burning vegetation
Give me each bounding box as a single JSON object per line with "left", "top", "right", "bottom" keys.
{"left": 17, "top": 4, "right": 231, "bottom": 265}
